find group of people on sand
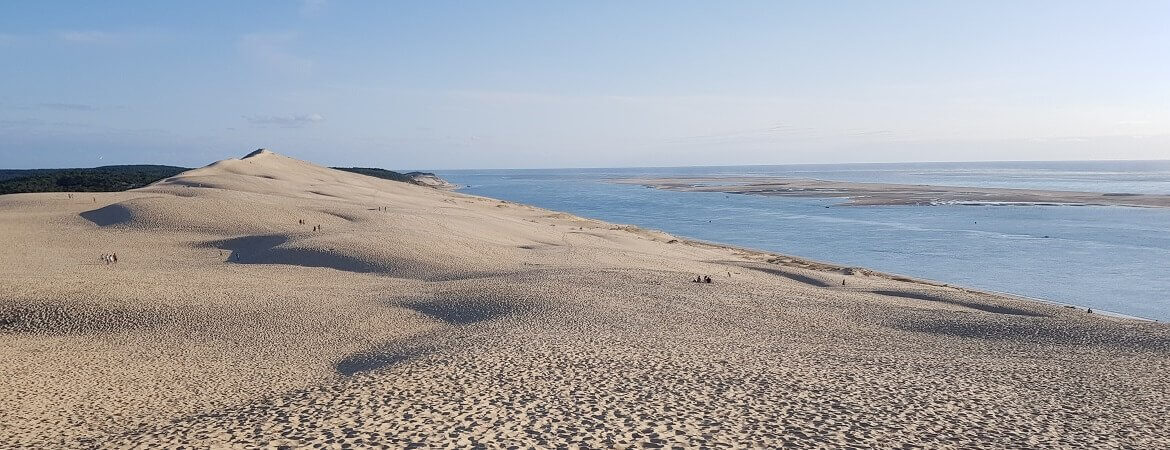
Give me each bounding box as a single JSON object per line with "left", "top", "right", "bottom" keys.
{"left": 100, "top": 253, "right": 118, "bottom": 265}
{"left": 298, "top": 219, "right": 323, "bottom": 232}
{"left": 692, "top": 275, "right": 712, "bottom": 284}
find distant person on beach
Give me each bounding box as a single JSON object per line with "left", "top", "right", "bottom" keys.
{"left": 703, "top": 275, "right": 712, "bottom": 283}
{"left": 112, "top": 253, "right": 118, "bottom": 263}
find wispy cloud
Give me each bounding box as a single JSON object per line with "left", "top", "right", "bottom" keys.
{"left": 237, "top": 32, "right": 314, "bottom": 75}
{"left": 0, "top": 118, "right": 93, "bottom": 130}
{"left": 4, "top": 102, "right": 102, "bottom": 112}
{"left": 243, "top": 113, "right": 325, "bottom": 128}
{"left": 300, "top": 0, "right": 328, "bottom": 17}
{"left": 1028, "top": 136, "right": 1090, "bottom": 143}
{"left": 668, "top": 123, "right": 904, "bottom": 146}
{"left": 56, "top": 30, "right": 116, "bottom": 43}
{"left": 670, "top": 123, "right": 818, "bottom": 144}
{"left": 0, "top": 30, "right": 150, "bottom": 46}
{"left": 35, "top": 102, "right": 101, "bottom": 111}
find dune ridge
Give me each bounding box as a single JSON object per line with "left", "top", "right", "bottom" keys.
{"left": 1, "top": 150, "right": 1168, "bottom": 448}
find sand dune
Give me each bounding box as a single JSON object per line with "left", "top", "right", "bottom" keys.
{"left": 1, "top": 150, "right": 1168, "bottom": 448}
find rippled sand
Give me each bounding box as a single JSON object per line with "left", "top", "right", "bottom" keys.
{"left": 2, "top": 150, "right": 1167, "bottom": 448}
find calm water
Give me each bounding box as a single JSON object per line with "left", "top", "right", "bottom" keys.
{"left": 437, "top": 161, "right": 1170, "bottom": 321}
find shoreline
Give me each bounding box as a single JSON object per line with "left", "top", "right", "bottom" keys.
{"left": 612, "top": 176, "right": 1170, "bottom": 208}
{"left": 666, "top": 235, "right": 1157, "bottom": 323}
{"left": 453, "top": 180, "right": 1161, "bottom": 322}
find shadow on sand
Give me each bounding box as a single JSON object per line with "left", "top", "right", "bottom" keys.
{"left": 335, "top": 296, "right": 528, "bottom": 376}
{"left": 80, "top": 204, "right": 134, "bottom": 227}
{"left": 206, "top": 234, "right": 384, "bottom": 274}
{"left": 872, "top": 289, "right": 1046, "bottom": 317}
{"left": 0, "top": 301, "right": 165, "bottom": 334}
{"left": 891, "top": 317, "right": 1170, "bottom": 351}
{"left": 739, "top": 265, "right": 832, "bottom": 288}
{"left": 401, "top": 297, "right": 520, "bottom": 326}
{"left": 335, "top": 348, "right": 424, "bottom": 377}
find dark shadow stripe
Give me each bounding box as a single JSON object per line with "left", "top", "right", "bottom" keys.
{"left": 872, "top": 289, "right": 1046, "bottom": 317}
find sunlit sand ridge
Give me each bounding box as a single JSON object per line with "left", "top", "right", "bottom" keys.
{"left": 1, "top": 150, "right": 1168, "bottom": 448}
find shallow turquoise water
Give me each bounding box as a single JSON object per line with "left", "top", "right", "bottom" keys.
{"left": 438, "top": 161, "right": 1170, "bottom": 321}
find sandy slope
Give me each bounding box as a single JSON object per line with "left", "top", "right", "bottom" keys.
{"left": 1, "top": 150, "right": 1167, "bottom": 448}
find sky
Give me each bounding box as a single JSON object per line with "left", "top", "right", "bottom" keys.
{"left": 1, "top": 1, "right": 1168, "bottom": 169}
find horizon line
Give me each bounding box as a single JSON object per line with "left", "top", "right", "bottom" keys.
{"left": 428, "top": 158, "right": 1170, "bottom": 172}
{"left": 5, "top": 157, "right": 1170, "bottom": 172}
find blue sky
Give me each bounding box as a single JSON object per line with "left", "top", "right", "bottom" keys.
{"left": 1, "top": 1, "right": 1167, "bottom": 169}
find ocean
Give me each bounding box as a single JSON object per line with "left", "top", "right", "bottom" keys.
{"left": 437, "top": 161, "right": 1170, "bottom": 321}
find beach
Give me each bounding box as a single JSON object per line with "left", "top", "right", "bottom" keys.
{"left": 615, "top": 176, "right": 1170, "bottom": 207}
{"left": 2, "top": 150, "right": 1168, "bottom": 448}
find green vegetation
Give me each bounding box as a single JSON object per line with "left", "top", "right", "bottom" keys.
{"left": 0, "top": 165, "right": 441, "bottom": 195}
{"left": 331, "top": 167, "right": 418, "bottom": 184}
{"left": 0, "top": 165, "right": 189, "bottom": 195}
{"left": 332, "top": 167, "right": 440, "bottom": 186}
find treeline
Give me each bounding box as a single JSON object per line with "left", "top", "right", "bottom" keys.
{"left": 331, "top": 167, "right": 440, "bottom": 186}
{"left": 0, "top": 165, "right": 189, "bottom": 195}
{"left": 0, "top": 165, "right": 441, "bottom": 195}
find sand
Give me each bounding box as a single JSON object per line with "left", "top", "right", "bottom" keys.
{"left": 615, "top": 176, "right": 1170, "bottom": 207}
{"left": 1, "top": 150, "right": 1168, "bottom": 448}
